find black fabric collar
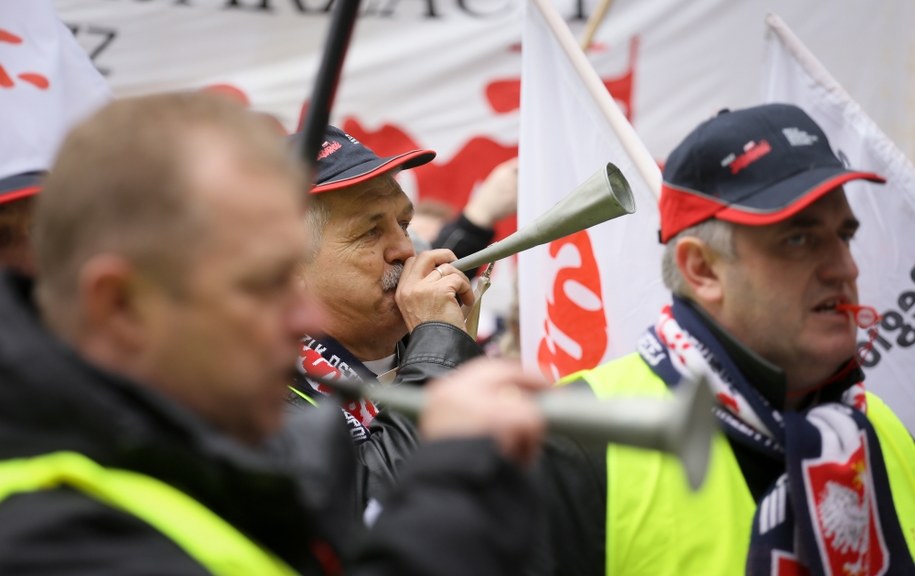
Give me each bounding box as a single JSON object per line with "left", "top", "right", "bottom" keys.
{"left": 0, "top": 272, "right": 263, "bottom": 463}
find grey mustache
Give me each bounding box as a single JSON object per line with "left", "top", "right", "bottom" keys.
{"left": 382, "top": 263, "right": 404, "bottom": 292}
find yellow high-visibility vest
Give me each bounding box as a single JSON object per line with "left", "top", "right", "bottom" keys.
{"left": 569, "top": 353, "right": 915, "bottom": 575}
{"left": 0, "top": 451, "right": 301, "bottom": 576}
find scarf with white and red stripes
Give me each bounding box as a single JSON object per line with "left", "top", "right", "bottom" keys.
{"left": 288, "top": 334, "right": 383, "bottom": 445}
{"left": 637, "top": 298, "right": 910, "bottom": 575}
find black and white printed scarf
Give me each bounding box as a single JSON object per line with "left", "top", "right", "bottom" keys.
{"left": 637, "top": 298, "right": 910, "bottom": 575}
{"left": 287, "top": 334, "right": 383, "bottom": 445}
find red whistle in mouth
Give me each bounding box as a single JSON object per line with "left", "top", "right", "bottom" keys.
{"left": 835, "top": 304, "right": 881, "bottom": 329}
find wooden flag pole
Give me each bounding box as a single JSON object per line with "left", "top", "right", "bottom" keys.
{"left": 579, "top": 0, "right": 615, "bottom": 51}
{"left": 530, "top": 0, "right": 661, "bottom": 198}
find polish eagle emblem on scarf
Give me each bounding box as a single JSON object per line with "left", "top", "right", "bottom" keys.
{"left": 803, "top": 435, "right": 889, "bottom": 576}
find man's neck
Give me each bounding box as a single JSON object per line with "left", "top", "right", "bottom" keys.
{"left": 323, "top": 330, "right": 401, "bottom": 363}
{"left": 683, "top": 298, "right": 861, "bottom": 411}
{"left": 685, "top": 299, "right": 789, "bottom": 409}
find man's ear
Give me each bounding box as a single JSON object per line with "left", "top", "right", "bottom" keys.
{"left": 77, "top": 254, "right": 149, "bottom": 353}
{"left": 675, "top": 237, "right": 724, "bottom": 306}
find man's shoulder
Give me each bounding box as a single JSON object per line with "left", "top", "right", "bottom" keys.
{"left": 561, "top": 353, "right": 663, "bottom": 397}
{"left": 864, "top": 392, "right": 915, "bottom": 445}
{"left": 0, "top": 487, "right": 210, "bottom": 576}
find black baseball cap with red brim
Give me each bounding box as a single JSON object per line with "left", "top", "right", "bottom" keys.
{"left": 293, "top": 125, "right": 436, "bottom": 194}
{"left": 0, "top": 172, "right": 43, "bottom": 205}
{"left": 659, "top": 103, "right": 885, "bottom": 243}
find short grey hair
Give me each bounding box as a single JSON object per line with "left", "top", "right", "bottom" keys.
{"left": 301, "top": 174, "right": 403, "bottom": 261}
{"left": 303, "top": 193, "right": 330, "bottom": 261}
{"left": 661, "top": 219, "right": 736, "bottom": 296}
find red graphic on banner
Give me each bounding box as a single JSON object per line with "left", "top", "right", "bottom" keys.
{"left": 201, "top": 83, "right": 251, "bottom": 106}
{"left": 0, "top": 30, "right": 22, "bottom": 44}
{"left": 343, "top": 120, "right": 518, "bottom": 240}
{"left": 536, "top": 231, "right": 607, "bottom": 379}
{"left": 485, "top": 79, "right": 521, "bottom": 114}
{"left": 485, "top": 36, "right": 639, "bottom": 120}
{"left": 199, "top": 83, "right": 288, "bottom": 135}
{"left": 804, "top": 437, "right": 888, "bottom": 576}
{"left": 0, "top": 28, "right": 50, "bottom": 91}
{"left": 17, "top": 73, "right": 49, "bottom": 89}
{"left": 0, "top": 66, "right": 13, "bottom": 88}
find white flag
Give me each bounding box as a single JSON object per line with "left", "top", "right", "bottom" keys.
{"left": 0, "top": 0, "right": 110, "bottom": 179}
{"left": 518, "top": 0, "right": 666, "bottom": 381}
{"left": 764, "top": 13, "right": 915, "bottom": 434}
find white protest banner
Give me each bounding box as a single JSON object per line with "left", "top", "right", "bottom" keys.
{"left": 49, "top": 0, "right": 913, "bottom": 334}
{"left": 518, "top": 0, "right": 665, "bottom": 380}
{"left": 0, "top": 0, "right": 110, "bottom": 178}
{"left": 764, "top": 13, "right": 915, "bottom": 434}
{"left": 52, "top": 0, "right": 914, "bottom": 225}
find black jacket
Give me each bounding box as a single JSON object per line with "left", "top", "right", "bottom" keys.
{"left": 0, "top": 272, "right": 537, "bottom": 575}
{"left": 290, "top": 321, "right": 484, "bottom": 511}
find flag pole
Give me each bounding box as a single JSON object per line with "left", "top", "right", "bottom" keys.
{"left": 765, "top": 13, "right": 849, "bottom": 99}
{"left": 579, "top": 0, "right": 615, "bottom": 51}
{"left": 530, "top": 0, "right": 660, "bottom": 199}
{"left": 765, "top": 13, "right": 915, "bottom": 182}
{"left": 297, "top": 0, "right": 363, "bottom": 180}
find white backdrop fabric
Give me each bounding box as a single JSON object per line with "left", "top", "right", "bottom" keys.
{"left": 51, "top": 0, "right": 915, "bottom": 210}
{"left": 0, "top": 0, "right": 109, "bottom": 178}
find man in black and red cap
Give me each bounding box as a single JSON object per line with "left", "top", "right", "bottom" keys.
{"left": 289, "top": 127, "right": 485, "bottom": 505}
{"left": 0, "top": 172, "right": 42, "bottom": 275}
{"left": 529, "top": 103, "right": 915, "bottom": 575}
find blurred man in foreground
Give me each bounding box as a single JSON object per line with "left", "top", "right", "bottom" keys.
{"left": 531, "top": 104, "right": 915, "bottom": 575}
{"left": 0, "top": 92, "right": 546, "bottom": 575}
